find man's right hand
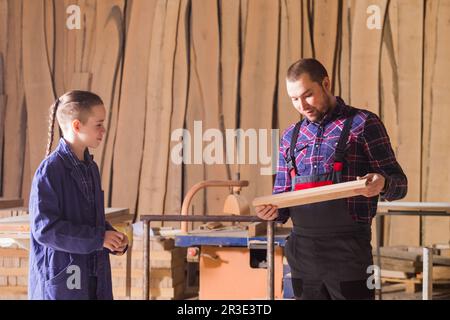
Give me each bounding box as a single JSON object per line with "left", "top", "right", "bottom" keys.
{"left": 255, "top": 205, "right": 279, "bottom": 221}
{"left": 103, "top": 230, "right": 125, "bottom": 252}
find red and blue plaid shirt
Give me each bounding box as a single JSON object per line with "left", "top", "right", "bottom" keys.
{"left": 274, "top": 96, "right": 408, "bottom": 224}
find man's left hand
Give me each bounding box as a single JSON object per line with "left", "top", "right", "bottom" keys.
{"left": 355, "top": 173, "right": 386, "bottom": 198}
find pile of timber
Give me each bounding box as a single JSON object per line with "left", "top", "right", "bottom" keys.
{"left": 0, "top": 199, "right": 25, "bottom": 219}
{"left": 0, "top": 243, "right": 28, "bottom": 299}
{"left": 0, "top": 199, "right": 30, "bottom": 299}
{"left": 111, "top": 228, "right": 187, "bottom": 300}
{"left": 374, "top": 246, "right": 450, "bottom": 293}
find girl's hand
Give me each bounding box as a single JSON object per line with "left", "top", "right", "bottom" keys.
{"left": 114, "top": 234, "right": 129, "bottom": 256}
{"left": 103, "top": 231, "right": 124, "bottom": 252}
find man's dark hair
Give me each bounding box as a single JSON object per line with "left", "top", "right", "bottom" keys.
{"left": 286, "top": 58, "right": 329, "bottom": 84}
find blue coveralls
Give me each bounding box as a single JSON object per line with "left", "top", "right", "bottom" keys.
{"left": 28, "top": 138, "right": 116, "bottom": 300}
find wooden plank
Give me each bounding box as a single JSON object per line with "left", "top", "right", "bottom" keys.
{"left": 379, "top": 0, "right": 423, "bottom": 246}
{"left": 277, "top": 0, "right": 302, "bottom": 132}
{"left": 422, "top": 0, "right": 450, "bottom": 246}
{"left": 0, "top": 1, "right": 6, "bottom": 189}
{"left": 336, "top": 0, "right": 351, "bottom": 101}
{"left": 239, "top": 0, "right": 279, "bottom": 210}
{"left": 76, "top": 0, "right": 96, "bottom": 73}
{"left": 61, "top": 0, "right": 96, "bottom": 92}
{"left": 373, "top": 246, "right": 450, "bottom": 267}
{"left": 301, "top": 0, "right": 314, "bottom": 58}
{"left": 219, "top": 0, "right": 240, "bottom": 185}
{"left": 53, "top": 0, "right": 66, "bottom": 95}
{"left": 0, "top": 208, "right": 132, "bottom": 234}
{"left": 377, "top": 202, "right": 450, "bottom": 213}
{"left": 101, "top": 68, "right": 122, "bottom": 207}
{"left": 0, "top": 248, "right": 28, "bottom": 258}
{"left": 350, "top": 0, "right": 387, "bottom": 112}
{"left": 21, "top": 118, "right": 31, "bottom": 206}
{"left": 0, "top": 199, "right": 23, "bottom": 210}
{"left": 3, "top": 0, "right": 26, "bottom": 199}
{"left": 90, "top": 0, "right": 125, "bottom": 173}
{"left": 138, "top": 0, "right": 181, "bottom": 218}
{"left": 220, "top": 0, "right": 240, "bottom": 132}
{"left": 247, "top": 222, "right": 267, "bottom": 237}
{"left": 373, "top": 246, "right": 421, "bottom": 261}
{"left": 22, "top": 0, "right": 57, "bottom": 181}
{"left": 380, "top": 270, "right": 409, "bottom": 279}
{"left": 69, "top": 72, "right": 92, "bottom": 90}
{"left": 313, "top": 0, "right": 340, "bottom": 86}
{"left": 163, "top": 0, "right": 190, "bottom": 228}
{"left": 0, "top": 0, "right": 6, "bottom": 58}
{"left": 420, "top": 266, "right": 450, "bottom": 280}
{"left": 252, "top": 179, "right": 367, "bottom": 209}
{"left": 190, "top": 0, "right": 229, "bottom": 215}
{"left": 0, "top": 94, "right": 5, "bottom": 188}
{"left": 240, "top": 0, "right": 249, "bottom": 52}
{"left": 184, "top": 3, "right": 208, "bottom": 225}
{"left": 43, "top": 0, "right": 54, "bottom": 77}
{"left": 112, "top": 0, "right": 157, "bottom": 215}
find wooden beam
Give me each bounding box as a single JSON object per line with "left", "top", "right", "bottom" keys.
{"left": 22, "top": 0, "right": 55, "bottom": 188}
{"left": 377, "top": 202, "right": 450, "bottom": 214}
{"left": 422, "top": 0, "right": 450, "bottom": 246}
{"left": 350, "top": 0, "right": 387, "bottom": 112}
{"left": 139, "top": 0, "right": 181, "bottom": 218}
{"left": 3, "top": 0, "right": 26, "bottom": 199}
{"left": 0, "top": 198, "right": 23, "bottom": 209}
{"left": 252, "top": 179, "right": 367, "bottom": 209}
{"left": 163, "top": 0, "right": 190, "bottom": 228}
{"left": 112, "top": 0, "right": 157, "bottom": 215}
{"left": 247, "top": 222, "right": 267, "bottom": 237}
{"left": 277, "top": 0, "right": 301, "bottom": 132}
{"left": 239, "top": 0, "right": 279, "bottom": 210}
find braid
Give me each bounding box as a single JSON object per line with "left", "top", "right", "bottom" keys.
{"left": 46, "top": 98, "right": 61, "bottom": 157}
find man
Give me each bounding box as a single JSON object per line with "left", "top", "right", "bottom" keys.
{"left": 255, "top": 58, "right": 407, "bottom": 300}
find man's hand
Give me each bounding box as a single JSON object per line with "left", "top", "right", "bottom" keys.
{"left": 103, "top": 230, "right": 125, "bottom": 252}
{"left": 355, "top": 173, "right": 386, "bottom": 197}
{"left": 255, "top": 205, "right": 279, "bottom": 221}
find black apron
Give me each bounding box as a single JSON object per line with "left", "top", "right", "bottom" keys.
{"left": 284, "top": 112, "right": 374, "bottom": 300}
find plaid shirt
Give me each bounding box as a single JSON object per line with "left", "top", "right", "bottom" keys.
{"left": 59, "top": 138, "right": 96, "bottom": 207}
{"left": 274, "top": 97, "right": 408, "bottom": 224}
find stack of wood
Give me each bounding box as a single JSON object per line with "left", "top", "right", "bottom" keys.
{"left": 374, "top": 246, "right": 450, "bottom": 293}
{"left": 0, "top": 199, "right": 29, "bottom": 299}
{"left": 111, "top": 231, "right": 187, "bottom": 300}
{"left": 0, "top": 199, "right": 25, "bottom": 219}
{"left": 0, "top": 244, "right": 28, "bottom": 299}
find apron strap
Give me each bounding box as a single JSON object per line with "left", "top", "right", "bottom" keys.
{"left": 288, "top": 120, "right": 303, "bottom": 176}
{"left": 333, "top": 110, "right": 356, "bottom": 167}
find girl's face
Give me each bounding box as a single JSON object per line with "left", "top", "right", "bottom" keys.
{"left": 76, "top": 105, "right": 106, "bottom": 148}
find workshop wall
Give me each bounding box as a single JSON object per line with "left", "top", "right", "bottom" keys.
{"left": 0, "top": 0, "right": 449, "bottom": 246}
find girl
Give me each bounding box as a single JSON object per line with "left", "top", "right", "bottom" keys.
{"left": 28, "top": 91, "right": 128, "bottom": 300}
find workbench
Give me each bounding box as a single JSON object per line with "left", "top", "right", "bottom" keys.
{"left": 175, "top": 226, "right": 291, "bottom": 300}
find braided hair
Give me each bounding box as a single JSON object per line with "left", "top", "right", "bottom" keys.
{"left": 46, "top": 98, "right": 61, "bottom": 157}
